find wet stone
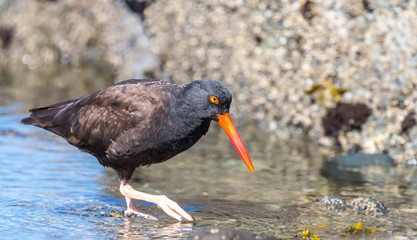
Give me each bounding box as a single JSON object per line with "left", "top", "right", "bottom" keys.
{"left": 403, "top": 158, "right": 417, "bottom": 170}
{"left": 318, "top": 195, "right": 388, "bottom": 216}
{"left": 347, "top": 196, "right": 388, "bottom": 216}
{"left": 318, "top": 195, "right": 346, "bottom": 211}
{"left": 321, "top": 152, "right": 395, "bottom": 182}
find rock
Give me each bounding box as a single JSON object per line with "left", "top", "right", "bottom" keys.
{"left": 403, "top": 158, "right": 417, "bottom": 170}
{"left": 144, "top": 0, "right": 417, "bottom": 164}
{"left": 348, "top": 196, "right": 388, "bottom": 216}
{"left": 0, "top": 0, "right": 158, "bottom": 81}
{"left": 322, "top": 102, "right": 372, "bottom": 140}
{"left": 321, "top": 152, "right": 395, "bottom": 182}
{"left": 193, "top": 227, "right": 278, "bottom": 240}
{"left": 318, "top": 195, "right": 346, "bottom": 211}
{"left": 318, "top": 195, "right": 388, "bottom": 216}
{"left": 0, "top": 26, "right": 14, "bottom": 49}
{"left": 401, "top": 110, "right": 416, "bottom": 134}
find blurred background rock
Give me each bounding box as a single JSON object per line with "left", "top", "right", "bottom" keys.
{"left": 0, "top": 0, "right": 156, "bottom": 104}
{"left": 1, "top": 0, "right": 417, "bottom": 163}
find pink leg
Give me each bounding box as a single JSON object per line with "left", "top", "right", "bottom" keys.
{"left": 119, "top": 182, "right": 193, "bottom": 222}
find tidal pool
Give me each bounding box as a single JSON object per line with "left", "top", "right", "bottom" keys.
{"left": 0, "top": 90, "right": 416, "bottom": 239}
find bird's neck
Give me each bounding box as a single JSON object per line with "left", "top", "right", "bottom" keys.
{"left": 168, "top": 106, "right": 210, "bottom": 135}
{"left": 158, "top": 109, "right": 210, "bottom": 154}
{"left": 168, "top": 102, "right": 211, "bottom": 139}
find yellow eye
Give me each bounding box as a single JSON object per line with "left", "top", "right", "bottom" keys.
{"left": 210, "top": 96, "right": 219, "bottom": 104}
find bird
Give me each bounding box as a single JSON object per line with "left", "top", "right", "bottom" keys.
{"left": 21, "top": 79, "right": 254, "bottom": 222}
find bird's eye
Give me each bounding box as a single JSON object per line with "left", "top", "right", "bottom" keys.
{"left": 210, "top": 96, "right": 219, "bottom": 104}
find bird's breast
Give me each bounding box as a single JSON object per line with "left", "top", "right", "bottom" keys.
{"left": 103, "top": 119, "right": 211, "bottom": 168}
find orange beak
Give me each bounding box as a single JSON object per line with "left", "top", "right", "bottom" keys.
{"left": 217, "top": 113, "right": 254, "bottom": 172}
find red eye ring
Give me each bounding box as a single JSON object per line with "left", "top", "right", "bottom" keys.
{"left": 210, "top": 96, "right": 219, "bottom": 104}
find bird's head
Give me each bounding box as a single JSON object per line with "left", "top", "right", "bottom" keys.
{"left": 178, "top": 79, "right": 231, "bottom": 119}
{"left": 176, "top": 79, "right": 254, "bottom": 172}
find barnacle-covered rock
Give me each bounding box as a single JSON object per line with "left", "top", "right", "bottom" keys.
{"left": 144, "top": 0, "right": 417, "bottom": 164}
{"left": 348, "top": 196, "right": 388, "bottom": 216}
{"left": 0, "top": 0, "right": 157, "bottom": 81}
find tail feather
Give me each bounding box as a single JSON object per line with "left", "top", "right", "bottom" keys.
{"left": 20, "top": 100, "right": 74, "bottom": 130}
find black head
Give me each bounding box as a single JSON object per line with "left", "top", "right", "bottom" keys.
{"left": 175, "top": 79, "right": 232, "bottom": 121}
{"left": 174, "top": 79, "right": 255, "bottom": 172}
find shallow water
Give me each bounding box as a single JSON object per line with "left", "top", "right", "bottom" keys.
{"left": 1, "top": 93, "right": 416, "bottom": 239}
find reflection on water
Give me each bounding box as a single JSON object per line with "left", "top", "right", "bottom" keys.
{"left": 0, "top": 93, "right": 416, "bottom": 239}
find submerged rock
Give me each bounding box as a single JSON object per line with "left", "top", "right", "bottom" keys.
{"left": 318, "top": 195, "right": 388, "bottom": 216}
{"left": 348, "top": 196, "right": 388, "bottom": 216}
{"left": 193, "top": 227, "right": 278, "bottom": 240}
{"left": 321, "top": 152, "right": 395, "bottom": 182}
{"left": 319, "top": 195, "right": 346, "bottom": 211}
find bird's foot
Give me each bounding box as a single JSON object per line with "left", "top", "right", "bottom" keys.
{"left": 124, "top": 196, "right": 158, "bottom": 220}
{"left": 152, "top": 194, "right": 194, "bottom": 222}
{"left": 124, "top": 208, "right": 158, "bottom": 220}
{"left": 120, "top": 183, "right": 194, "bottom": 222}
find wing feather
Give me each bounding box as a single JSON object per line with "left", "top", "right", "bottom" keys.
{"left": 27, "top": 79, "right": 181, "bottom": 159}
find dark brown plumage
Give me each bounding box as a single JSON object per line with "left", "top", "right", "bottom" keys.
{"left": 21, "top": 78, "right": 254, "bottom": 221}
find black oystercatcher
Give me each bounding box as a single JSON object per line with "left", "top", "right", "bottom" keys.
{"left": 21, "top": 79, "right": 254, "bottom": 221}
